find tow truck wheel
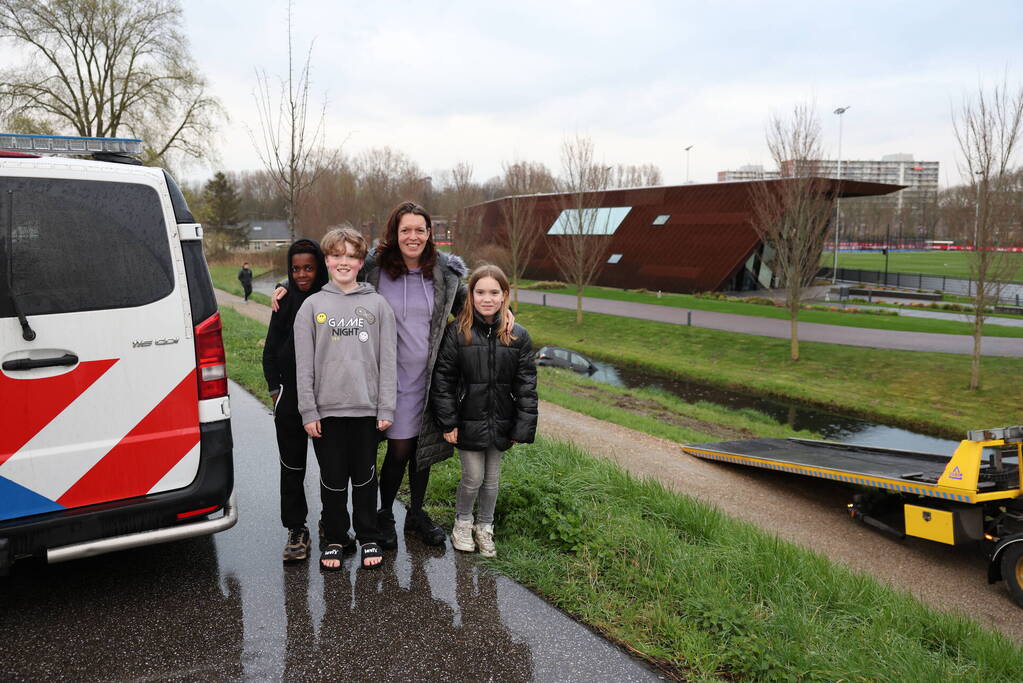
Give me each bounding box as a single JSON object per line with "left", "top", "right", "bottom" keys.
{"left": 999, "top": 544, "right": 1023, "bottom": 607}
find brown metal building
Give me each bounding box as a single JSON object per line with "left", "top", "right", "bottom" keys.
{"left": 470, "top": 179, "right": 902, "bottom": 293}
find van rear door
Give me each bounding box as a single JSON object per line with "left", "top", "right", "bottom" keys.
{"left": 0, "top": 171, "right": 202, "bottom": 521}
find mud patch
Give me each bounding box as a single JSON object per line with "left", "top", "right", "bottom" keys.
{"left": 554, "top": 380, "right": 758, "bottom": 441}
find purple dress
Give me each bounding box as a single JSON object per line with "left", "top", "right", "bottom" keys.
{"left": 377, "top": 268, "right": 434, "bottom": 439}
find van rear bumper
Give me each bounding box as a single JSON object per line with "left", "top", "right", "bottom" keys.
{"left": 47, "top": 492, "right": 236, "bottom": 563}
{"left": 0, "top": 419, "right": 234, "bottom": 570}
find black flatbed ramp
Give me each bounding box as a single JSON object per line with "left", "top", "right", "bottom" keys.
{"left": 683, "top": 438, "right": 981, "bottom": 503}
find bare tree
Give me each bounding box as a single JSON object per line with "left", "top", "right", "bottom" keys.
{"left": 500, "top": 160, "right": 555, "bottom": 311}
{"left": 548, "top": 135, "right": 614, "bottom": 325}
{"left": 445, "top": 161, "right": 488, "bottom": 262}
{"left": 354, "top": 146, "right": 422, "bottom": 241}
{"left": 749, "top": 103, "right": 835, "bottom": 361}
{"left": 952, "top": 78, "right": 1023, "bottom": 390}
{"left": 0, "top": 0, "right": 222, "bottom": 165}
{"left": 251, "top": 2, "right": 338, "bottom": 241}
{"left": 609, "top": 163, "right": 662, "bottom": 189}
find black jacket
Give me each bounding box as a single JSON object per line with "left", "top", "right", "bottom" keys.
{"left": 262, "top": 239, "right": 328, "bottom": 416}
{"left": 431, "top": 313, "right": 538, "bottom": 452}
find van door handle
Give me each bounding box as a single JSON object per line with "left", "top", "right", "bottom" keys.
{"left": 3, "top": 353, "right": 79, "bottom": 371}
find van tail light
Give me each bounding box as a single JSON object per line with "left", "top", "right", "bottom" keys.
{"left": 194, "top": 312, "right": 228, "bottom": 399}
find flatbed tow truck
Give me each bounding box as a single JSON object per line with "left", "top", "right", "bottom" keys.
{"left": 682, "top": 425, "right": 1023, "bottom": 605}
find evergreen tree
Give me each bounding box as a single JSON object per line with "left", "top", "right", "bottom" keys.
{"left": 200, "top": 172, "right": 248, "bottom": 252}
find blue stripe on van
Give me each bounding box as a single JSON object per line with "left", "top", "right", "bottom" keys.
{"left": 0, "top": 476, "right": 65, "bottom": 521}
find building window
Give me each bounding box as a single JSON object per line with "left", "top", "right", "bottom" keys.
{"left": 547, "top": 206, "right": 632, "bottom": 235}
{"left": 607, "top": 253, "right": 622, "bottom": 264}
{"left": 652, "top": 214, "right": 670, "bottom": 225}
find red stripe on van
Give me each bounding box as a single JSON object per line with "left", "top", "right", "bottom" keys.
{"left": 0, "top": 358, "right": 118, "bottom": 467}
{"left": 56, "top": 372, "right": 201, "bottom": 509}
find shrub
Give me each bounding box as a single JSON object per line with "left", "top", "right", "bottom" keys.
{"left": 526, "top": 280, "right": 569, "bottom": 290}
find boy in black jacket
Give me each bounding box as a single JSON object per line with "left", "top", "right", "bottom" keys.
{"left": 262, "top": 239, "right": 328, "bottom": 562}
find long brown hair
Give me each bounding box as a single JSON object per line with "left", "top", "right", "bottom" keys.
{"left": 457, "top": 265, "right": 516, "bottom": 346}
{"left": 377, "top": 201, "right": 437, "bottom": 279}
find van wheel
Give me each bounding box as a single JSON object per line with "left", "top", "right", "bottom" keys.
{"left": 1000, "top": 544, "right": 1023, "bottom": 607}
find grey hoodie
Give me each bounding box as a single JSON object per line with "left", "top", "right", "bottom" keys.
{"left": 294, "top": 281, "right": 397, "bottom": 425}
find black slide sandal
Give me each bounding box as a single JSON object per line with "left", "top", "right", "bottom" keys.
{"left": 360, "top": 542, "right": 383, "bottom": 570}
{"left": 320, "top": 544, "right": 345, "bottom": 571}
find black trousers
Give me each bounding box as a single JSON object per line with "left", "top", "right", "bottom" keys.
{"left": 242, "top": 283, "right": 252, "bottom": 301}
{"left": 311, "top": 416, "right": 382, "bottom": 545}
{"left": 275, "top": 411, "right": 309, "bottom": 530}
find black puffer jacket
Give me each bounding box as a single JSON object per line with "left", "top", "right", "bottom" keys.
{"left": 431, "top": 313, "right": 538, "bottom": 452}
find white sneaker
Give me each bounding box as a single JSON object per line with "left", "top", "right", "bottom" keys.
{"left": 474, "top": 524, "right": 496, "bottom": 558}
{"left": 451, "top": 519, "right": 475, "bottom": 552}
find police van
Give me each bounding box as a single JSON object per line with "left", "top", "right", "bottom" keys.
{"left": 0, "top": 133, "right": 236, "bottom": 573}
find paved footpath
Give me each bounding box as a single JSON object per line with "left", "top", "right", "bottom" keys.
{"left": 516, "top": 290, "right": 1023, "bottom": 357}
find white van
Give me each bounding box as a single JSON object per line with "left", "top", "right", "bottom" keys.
{"left": 0, "top": 134, "right": 236, "bottom": 573}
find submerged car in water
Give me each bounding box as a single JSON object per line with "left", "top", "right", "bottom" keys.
{"left": 534, "top": 346, "right": 597, "bottom": 374}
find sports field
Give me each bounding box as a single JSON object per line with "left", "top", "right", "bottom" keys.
{"left": 821, "top": 250, "right": 1023, "bottom": 283}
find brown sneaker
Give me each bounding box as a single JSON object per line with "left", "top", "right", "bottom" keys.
{"left": 283, "top": 527, "right": 311, "bottom": 563}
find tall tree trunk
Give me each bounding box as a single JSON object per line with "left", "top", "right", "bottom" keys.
{"left": 970, "top": 308, "right": 984, "bottom": 390}
{"left": 576, "top": 287, "right": 583, "bottom": 325}
{"left": 789, "top": 313, "right": 800, "bottom": 361}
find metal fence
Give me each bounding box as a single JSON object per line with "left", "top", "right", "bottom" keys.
{"left": 819, "top": 267, "right": 1023, "bottom": 307}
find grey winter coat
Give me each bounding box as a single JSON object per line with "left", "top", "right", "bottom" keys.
{"left": 363, "top": 249, "right": 467, "bottom": 469}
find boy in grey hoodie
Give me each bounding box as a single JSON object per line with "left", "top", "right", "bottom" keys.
{"left": 294, "top": 227, "right": 397, "bottom": 570}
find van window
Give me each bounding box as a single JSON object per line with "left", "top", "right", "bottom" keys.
{"left": 0, "top": 178, "right": 173, "bottom": 317}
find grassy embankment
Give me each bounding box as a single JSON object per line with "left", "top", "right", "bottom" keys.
{"left": 514, "top": 304, "right": 1022, "bottom": 439}
{"left": 217, "top": 305, "right": 1023, "bottom": 681}
{"left": 515, "top": 282, "right": 1023, "bottom": 336}
{"left": 822, "top": 249, "right": 1023, "bottom": 283}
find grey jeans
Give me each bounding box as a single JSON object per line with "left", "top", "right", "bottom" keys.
{"left": 455, "top": 446, "right": 503, "bottom": 525}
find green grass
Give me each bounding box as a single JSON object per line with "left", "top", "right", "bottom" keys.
{"left": 517, "top": 304, "right": 1021, "bottom": 439}
{"left": 822, "top": 250, "right": 1023, "bottom": 283}
{"left": 217, "top": 307, "right": 1023, "bottom": 679}
{"left": 209, "top": 265, "right": 272, "bottom": 306}
{"left": 517, "top": 282, "right": 1023, "bottom": 337}
{"left": 219, "top": 306, "right": 273, "bottom": 406}
{"left": 422, "top": 438, "right": 1023, "bottom": 680}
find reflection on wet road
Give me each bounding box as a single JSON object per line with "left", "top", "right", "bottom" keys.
{"left": 0, "top": 381, "right": 660, "bottom": 682}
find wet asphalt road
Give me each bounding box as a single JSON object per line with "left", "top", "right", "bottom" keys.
{"left": 0, "top": 381, "right": 662, "bottom": 682}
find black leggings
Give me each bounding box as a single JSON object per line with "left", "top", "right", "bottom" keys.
{"left": 378, "top": 437, "right": 430, "bottom": 514}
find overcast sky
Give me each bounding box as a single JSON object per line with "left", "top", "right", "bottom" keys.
{"left": 178, "top": 0, "right": 1021, "bottom": 187}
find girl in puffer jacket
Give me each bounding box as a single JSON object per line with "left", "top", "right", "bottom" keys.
{"left": 431, "top": 265, "right": 538, "bottom": 557}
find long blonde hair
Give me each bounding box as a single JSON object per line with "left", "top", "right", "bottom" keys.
{"left": 458, "top": 264, "right": 516, "bottom": 346}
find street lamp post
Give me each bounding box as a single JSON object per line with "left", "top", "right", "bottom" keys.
{"left": 684, "top": 145, "right": 693, "bottom": 184}
{"left": 832, "top": 106, "right": 850, "bottom": 283}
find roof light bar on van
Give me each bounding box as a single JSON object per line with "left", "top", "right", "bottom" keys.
{"left": 0, "top": 133, "right": 144, "bottom": 156}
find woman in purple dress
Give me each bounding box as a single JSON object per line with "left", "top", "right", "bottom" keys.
{"left": 366, "top": 202, "right": 466, "bottom": 547}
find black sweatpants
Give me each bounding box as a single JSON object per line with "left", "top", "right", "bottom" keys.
{"left": 311, "top": 416, "right": 382, "bottom": 545}
{"left": 275, "top": 411, "right": 310, "bottom": 530}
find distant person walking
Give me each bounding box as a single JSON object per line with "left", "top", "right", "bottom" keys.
{"left": 238, "top": 262, "right": 253, "bottom": 302}
{"left": 431, "top": 265, "right": 538, "bottom": 558}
